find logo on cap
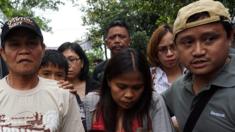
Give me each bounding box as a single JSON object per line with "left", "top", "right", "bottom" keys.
{"left": 1, "top": 16, "right": 43, "bottom": 47}
{"left": 7, "top": 17, "right": 35, "bottom": 29}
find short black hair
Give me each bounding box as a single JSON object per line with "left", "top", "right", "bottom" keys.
{"left": 58, "top": 42, "right": 89, "bottom": 81}
{"left": 104, "top": 20, "right": 130, "bottom": 39}
{"left": 40, "top": 49, "right": 69, "bottom": 76}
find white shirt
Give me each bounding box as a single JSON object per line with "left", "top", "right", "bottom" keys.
{"left": 151, "top": 67, "right": 171, "bottom": 94}
{"left": 0, "top": 77, "right": 85, "bottom": 132}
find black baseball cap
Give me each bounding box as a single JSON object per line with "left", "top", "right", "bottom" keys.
{"left": 1, "top": 16, "right": 43, "bottom": 47}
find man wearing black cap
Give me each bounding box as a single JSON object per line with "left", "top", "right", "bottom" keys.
{"left": 0, "top": 16, "right": 85, "bottom": 132}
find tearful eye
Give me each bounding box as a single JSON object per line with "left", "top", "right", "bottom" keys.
{"left": 132, "top": 85, "right": 144, "bottom": 91}
{"left": 116, "top": 83, "right": 127, "bottom": 90}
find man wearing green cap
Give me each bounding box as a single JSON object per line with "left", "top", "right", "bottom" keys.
{"left": 162, "top": 0, "right": 235, "bottom": 131}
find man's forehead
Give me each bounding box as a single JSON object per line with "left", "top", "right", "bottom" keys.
{"left": 108, "top": 26, "right": 128, "bottom": 33}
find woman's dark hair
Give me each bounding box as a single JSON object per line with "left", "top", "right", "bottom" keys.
{"left": 40, "top": 49, "right": 69, "bottom": 77}
{"left": 147, "top": 24, "right": 173, "bottom": 67}
{"left": 96, "top": 48, "right": 153, "bottom": 132}
{"left": 58, "top": 42, "right": 89, "bottom": 81}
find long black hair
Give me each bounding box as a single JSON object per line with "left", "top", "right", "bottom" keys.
{"left": 96, "top": 48, "right": 153, "bottom": 132}
{"left": 58, "top": 42, "right": 89, "bottom": 81}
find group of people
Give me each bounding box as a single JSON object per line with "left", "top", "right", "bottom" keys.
{"left": 0, "top": 0, "right": 235, "bottom": 132}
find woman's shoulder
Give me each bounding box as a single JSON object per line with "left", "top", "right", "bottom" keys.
{"left": 150, "top": 91, "right": 166, "bottom": 112}
{"left": 84, "top": 91, "right": 100, "bottom": 130}
{"left": 84, "top": 91, "right": 100, "bottom": 110}
{"left": 151, "top": 91, "right": 162, "bottom": 104}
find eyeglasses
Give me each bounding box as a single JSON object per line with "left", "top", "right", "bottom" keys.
{"left": 158, "top": 44, "right": 176, "bottom": 54}
{"left": 67, "top": 57, "right": 80, "bottom": 64}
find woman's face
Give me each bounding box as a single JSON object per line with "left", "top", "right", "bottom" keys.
{"left": 62, "top": 49, "right": 83, "bottom": 80}
{"left": 108, "top": 71, "right": 144, "bottom": 110}
{"left": 157, "top": 32, "right": 179, "bottom": 69}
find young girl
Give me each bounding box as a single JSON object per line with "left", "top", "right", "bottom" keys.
{"left": 85, "top": 48, "right": 174, "bottom": 132}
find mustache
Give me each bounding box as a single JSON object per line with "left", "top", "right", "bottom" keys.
{"left": 191, "top": 58, "right": 209, "bottom": 64}
{"left": 109, "top": 45, "right": 124, "bottom": 50}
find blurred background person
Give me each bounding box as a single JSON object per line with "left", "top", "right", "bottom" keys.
{"left": 58, "top": 42, "right": 95, "bottom": 131}
{"left": 92, "top": 20, "right": 131, "bottom": 88}
{"left": 147, "top": 24, "right": 184, "bottom": 94}
{"left": 58, "top": 42, "right": 94, "bottom": 98}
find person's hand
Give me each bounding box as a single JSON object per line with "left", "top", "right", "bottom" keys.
{"left": 57, "top": 80, "right": 76, "bottom": 93}
{"left": 172, "top": 116, "right": 180, "bottom": 132}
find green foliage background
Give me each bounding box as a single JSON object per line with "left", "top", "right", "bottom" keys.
{"left": 81, "top": 0, "right": 235, "bottom": 60}
{"left": 0, "top": 0, "right": 68, "bottom": 31}
{"left": 0, "top": 0, "right": 235, "bottom": 72}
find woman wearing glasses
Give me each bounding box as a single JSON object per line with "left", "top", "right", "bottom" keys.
{"left": 147, "top": 24, "right": 184, "bottom": 94}
{"left": 58, "top": 42, "right": 95, "bottom": 131}
{"left": 147, "top": 24, "right": 183, "bottom": 132}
